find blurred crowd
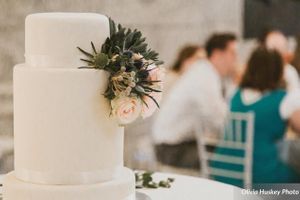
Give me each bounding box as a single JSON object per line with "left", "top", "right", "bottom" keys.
{"left": 145, "top": 29, "right": 300, "bottom": 187}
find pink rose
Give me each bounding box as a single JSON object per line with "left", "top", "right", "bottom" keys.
{"left": 148, "top": 65, "right": 165, "bottom": 89}
{"left": 148, "top": 65, "right": 164, "bottom": 81}
{"left": 141, "top": 92, "right": 162, "bottom": 119}
{"left": 111, "top": 96, "right": 142, "bottom": 125}
{"left": 140, "top": 65, "right": 165, "bottom": 119}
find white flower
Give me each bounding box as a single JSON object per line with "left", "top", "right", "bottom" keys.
{"left": 120, "top": 66, "right": 126, "bottom": 72}
{"left": 111, "top": 96, "right": 142, "bottom": 125}
{"left": 111, "top": 54, "right": 119, "bottom": 61}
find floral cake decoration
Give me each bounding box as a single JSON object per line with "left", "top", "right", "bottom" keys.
{"left": 77, "top": 18, "right": 164, "bottom": 125}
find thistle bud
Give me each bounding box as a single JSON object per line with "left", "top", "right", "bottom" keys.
{"left": 123, "top": 50, "right": 133, "bottom": 58}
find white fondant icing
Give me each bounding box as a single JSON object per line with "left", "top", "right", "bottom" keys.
{"left": 3, "top": 168, "right": 136, "bottom": 200}
{"left": 4, "top": 12, "right": 135, "bottom": 200}
{"left": 14, "top": 64, "right": 123, "bottom": 184}
{"left": 15, "top": 166, "right": 122, "bottom": 185}
{"left": 25, "top": 13, "right": 109, "bottom": 68}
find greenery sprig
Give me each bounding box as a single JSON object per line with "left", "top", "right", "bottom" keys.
{"left": 135, "top": 171, "right": 175, "bottom": 189}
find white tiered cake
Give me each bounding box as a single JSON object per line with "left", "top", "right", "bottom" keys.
{"left": 3, "top": 13, "right": 135, "bottom": 200}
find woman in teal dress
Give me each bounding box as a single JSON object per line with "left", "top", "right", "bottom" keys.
{"left": 211, "top": 47, "right": 300, "bottom": 187}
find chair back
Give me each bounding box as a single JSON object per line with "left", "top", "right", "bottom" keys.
{"left": 197, "top": 112, "right": 254, "bottom": 188}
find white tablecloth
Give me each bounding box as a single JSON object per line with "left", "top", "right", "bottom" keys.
{"left": 0, "top": 173, "right": 241, "bottom": 200}
{"left": 138, "top": 172, "right": 241, "bottom": 200}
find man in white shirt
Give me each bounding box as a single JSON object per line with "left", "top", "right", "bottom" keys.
{"left": 153, "top": 33, "right": 238, "bottom": 169}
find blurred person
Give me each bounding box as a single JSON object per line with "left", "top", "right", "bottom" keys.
{"left": 263, "top": 30, "right": 300, "bottom": 165}
{"left": 163, "top": 45, "right": 205, "bottom": 98}
{"left": 152, "top": 33, "right": 237, "bottom": 169}
{"left": 262, "top": 30, "right": 300, "bottom": 91}
{"left": 124, "top": 46, "right": 205, "bottom": 170}
{"left": 125, "top": 47, "right": 205, "bottom": 170}
{"left": 291, "top": 34, "right": 300, "bottom": 76}
{"left": 212, "top": 47, "right": 300, "bottom": 187}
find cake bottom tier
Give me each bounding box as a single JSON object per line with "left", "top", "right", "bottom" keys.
{"left": 3, "top": 167, "right": 135, "bottom": 200}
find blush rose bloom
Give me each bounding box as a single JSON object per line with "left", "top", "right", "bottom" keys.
{"left": 141, "top": 92, "right": 162, "bottom": 119}
{"left": 148, "top": 64, "right": 165, "bottom": 89}
{"left": 140, "top": 65, "right": 165, "bottom": 119}
{"left": 111, "top": 96, "right": 142, "bottom": 125}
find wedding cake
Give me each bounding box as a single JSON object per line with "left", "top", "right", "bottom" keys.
{"left": 3, "top": 13, "right": 136, "bottom": 200}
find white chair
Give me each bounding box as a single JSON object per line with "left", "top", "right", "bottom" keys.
{"left": 197, "top": 112, "right": 254, "bottom": 188}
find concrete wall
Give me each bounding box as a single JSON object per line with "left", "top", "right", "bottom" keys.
{"left": 0, "top": 0, "right": 244, "bottom": 136}
{"left": 0, "top": 0, "right": 251, "bottom": 173}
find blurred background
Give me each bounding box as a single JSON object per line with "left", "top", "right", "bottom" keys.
{"left": 1, "top": 0, "right": 300, "bottom": 187}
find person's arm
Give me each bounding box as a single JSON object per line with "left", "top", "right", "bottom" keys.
{"left": 280, "top": 89, "right": 300, "bottom": 135}
{"left": 284, "top": 65, "right": 300, "bottom": 91}
{"left": 290, "top": 110, "right": 300, "bottom": 135}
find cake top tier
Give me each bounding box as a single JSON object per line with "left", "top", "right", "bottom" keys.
{"left": 25, "top": 13, "right": 109, "bottom": 68}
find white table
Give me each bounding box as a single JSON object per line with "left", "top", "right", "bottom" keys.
{"left": 138, "top": 172, "right": 241, "bottom": 200}
{"left": 0, "top": 173, "right": 241, "bottom": 200}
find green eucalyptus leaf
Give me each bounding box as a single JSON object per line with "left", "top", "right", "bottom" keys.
{"left": 134, "top": 171, "right": 174, "bottom": 189}
{"left": 158, "top": 180, "right": 171, "bottom": 188}
{"left": 135, "top": 85, "right": 145, "bottom": 93}
{"left": 154, "top": 60, "right": 164, "bottom": 65}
